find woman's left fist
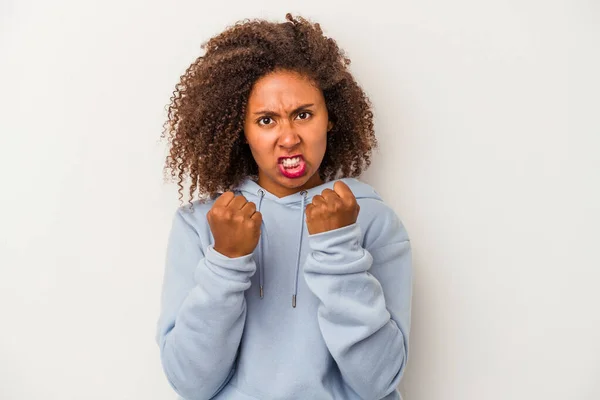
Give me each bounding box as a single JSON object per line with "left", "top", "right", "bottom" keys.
{"left": 305, "top": 181, "right": 360, "bottom": 235}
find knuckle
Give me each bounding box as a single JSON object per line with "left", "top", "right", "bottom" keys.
{"left": 222, "top": 192, "right": 234, "bottom": 201}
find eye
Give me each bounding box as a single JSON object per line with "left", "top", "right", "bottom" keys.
{"left": 257, "top": 117, "right": 273, "bottom": 126}
{"left": 296, "top": 111, "right": 312, "bottom": 120}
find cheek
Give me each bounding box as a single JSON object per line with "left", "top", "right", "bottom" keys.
{"left": 248, "top": 143, "right": 266, "bottom": 162}
{"left": 245, "top": 132, "right": 274, "bottom": 162}
{"left": 317, "top": 129, "right": 329, "bottom": 152}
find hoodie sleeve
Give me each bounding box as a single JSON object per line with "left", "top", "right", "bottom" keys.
{"left": 303, "top": 204, "right": 412, "bottom": 400}
{"left": 155, "top": 208, "right": 256, "bottom": 400}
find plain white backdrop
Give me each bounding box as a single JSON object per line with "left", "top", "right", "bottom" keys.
{"left": 1, "top": 0, "right": 598, "bottom": 399}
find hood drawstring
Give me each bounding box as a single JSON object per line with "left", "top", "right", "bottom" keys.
{"left": 256, "top": 189, "right": 266, "bottom": 298}
{"left": 292, "top": 190, "right": 308, "bottom": 308}
{"left": 254, "top": 188, "right": 308, "bottom": 308}
{"left": 236, "top": 177, "right": 379, "bottom": 309}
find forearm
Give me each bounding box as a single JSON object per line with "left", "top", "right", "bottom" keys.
{"left": 159, "top": 245, "right": 255, "bottom": 399}
{"left": 304, "top": 224, "right": 410, "bottom": 400}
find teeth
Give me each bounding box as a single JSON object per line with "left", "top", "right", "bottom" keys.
{"left": 282, "top": 157, "right": 300, "bottom": 167}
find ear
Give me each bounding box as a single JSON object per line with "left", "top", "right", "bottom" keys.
{"left": 327, "top": 121, "right": 334, "bottom": 132}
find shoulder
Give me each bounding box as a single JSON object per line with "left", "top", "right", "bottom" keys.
{"left": 356, "top": 197, "right": 410, "bottom": 250}
{"left": 171, "top": 198, "right": 217, "bottom": 236}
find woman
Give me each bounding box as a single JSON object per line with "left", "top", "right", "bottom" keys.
{"left": 156, "top": 13, "right": 413, "bottom": 400}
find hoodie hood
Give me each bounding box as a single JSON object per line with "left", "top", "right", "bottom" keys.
{"left": 233, "top": 177, "right": 383, "bottom": 307}
{"left": 235, "top": 176, "right": 383, "bottom": 205}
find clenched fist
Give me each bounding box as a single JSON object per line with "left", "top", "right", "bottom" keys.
{"left": 207, "top": 192, "right": 262, "bottom": 258}
{"left": 305, "top": 181, "right": 360, "bottom": 235}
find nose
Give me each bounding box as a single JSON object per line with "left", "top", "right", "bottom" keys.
{"left": 277, "top": 122, "right": 301, "bottom": 150}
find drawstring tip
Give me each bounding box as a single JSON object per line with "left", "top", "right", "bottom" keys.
{"left": 260, "top": 286, "right": 264, "bottom": 298}
{"left": 292, "top": 295, "right": 296, "bottom": 308}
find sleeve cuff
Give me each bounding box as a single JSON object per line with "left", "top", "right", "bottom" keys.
{"left": 196, "top": 245, "right": 256, "bottom": 283}
{"left": 306, "top": 223, "right": 371, "bottom": 274}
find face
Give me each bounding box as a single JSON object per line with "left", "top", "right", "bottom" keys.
{"left": 243, "top": 69, "right": 333, "bottom": 198}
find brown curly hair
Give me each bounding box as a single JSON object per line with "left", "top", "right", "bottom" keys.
{"left": 162, "top": 13, "right": 377, "bottom": 203}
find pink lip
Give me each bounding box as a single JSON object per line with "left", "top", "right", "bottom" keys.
{"left": 278, "top": 154, "right": 307, "bottom": 179}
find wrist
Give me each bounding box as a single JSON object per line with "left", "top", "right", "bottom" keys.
{"left": 213, "top": 245, "right": 250, "bottom": 259}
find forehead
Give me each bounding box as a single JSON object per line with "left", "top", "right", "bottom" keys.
{"left": 246, "top": 70, "right": 324, "bottom": 109}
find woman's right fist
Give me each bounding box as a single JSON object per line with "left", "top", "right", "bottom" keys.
{"left": 207, "top": 191, "right": 262, "bottom": 258}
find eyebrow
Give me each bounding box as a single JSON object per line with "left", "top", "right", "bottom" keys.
{"left": 252, "top": 103, "right": 315, "bottom": 116}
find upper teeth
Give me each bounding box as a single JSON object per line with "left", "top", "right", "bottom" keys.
{"left": 282, "top": 157, "right": 300, "bottom": 167}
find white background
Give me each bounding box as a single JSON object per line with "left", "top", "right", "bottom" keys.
{"left": 1, "top": 0, "right": 598, "bottom": 399}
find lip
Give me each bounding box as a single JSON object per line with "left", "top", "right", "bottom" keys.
{"left": 278, "top": 154, "right": 307, "bottom": 179}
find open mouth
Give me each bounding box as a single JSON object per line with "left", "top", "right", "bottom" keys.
{"left": 278, "top": 155, "right": 306, "bottom": 178}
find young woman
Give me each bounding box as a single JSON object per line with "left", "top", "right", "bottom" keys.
{"left": 156, "top": 13, "right": 413, "bottom": 400}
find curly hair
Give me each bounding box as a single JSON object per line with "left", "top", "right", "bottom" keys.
{"left": 161, "top": 13, "right": 377, "bottom": 203}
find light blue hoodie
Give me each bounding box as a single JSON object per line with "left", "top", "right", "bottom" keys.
{"left": 156, "top": 177, "right": 413, "bottom": 400}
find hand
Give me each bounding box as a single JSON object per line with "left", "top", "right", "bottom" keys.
{"left": 207, "top": 192, "right": 262, "bottom": 258}
{"left": 305, "top": 181, "right": 360, "bottom": 235}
